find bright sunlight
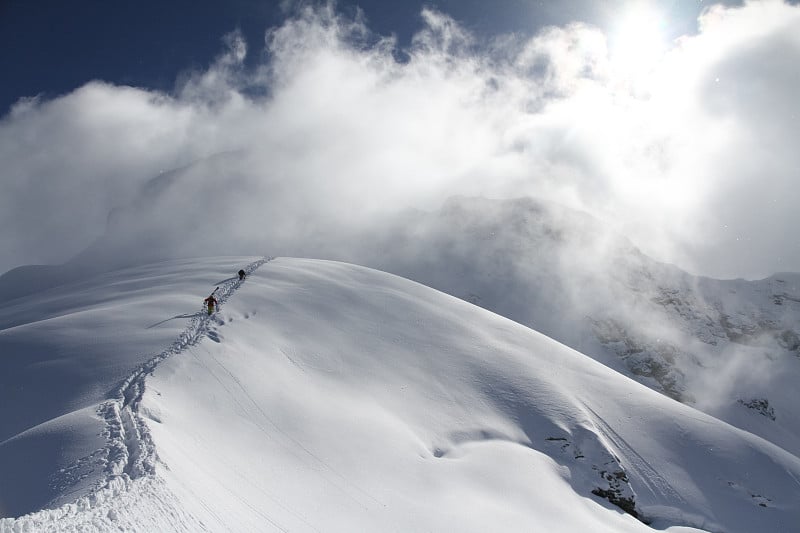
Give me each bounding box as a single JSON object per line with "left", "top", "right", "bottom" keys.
{"left": 609, "top": 4, "right": 669, "bottom": 87}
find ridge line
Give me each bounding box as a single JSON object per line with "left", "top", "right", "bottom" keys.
{"left": 103, "top": 257, "right": 272, "bottom": 482}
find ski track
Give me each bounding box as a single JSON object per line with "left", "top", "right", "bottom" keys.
{"left": 583, "top": 405, "right": 686, "bottom": 508}
{"left": 186, "top": 348, "right": 321, "bottom": 532}
{"left": 0, "top": 258, "right": 270, "bottom": 533}
{"left": 102, "top": 257, "right": 271, "bottom": 483}
{"left": 205, "top": 350, "right": 383, "bottom": 514}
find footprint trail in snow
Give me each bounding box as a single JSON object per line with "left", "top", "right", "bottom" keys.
{"left": 100, "top": 258, "right": 271, "bottom": 485}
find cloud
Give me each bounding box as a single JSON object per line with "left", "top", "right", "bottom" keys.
{"left": 0, "top": 82, "right": 194, "bottom": 269}
{"left": 1, "top": 1, "right": 799, "bottom": 279}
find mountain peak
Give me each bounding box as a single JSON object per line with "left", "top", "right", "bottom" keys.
{"left": 3, "top": 257, "right": 799, "bottom": 532}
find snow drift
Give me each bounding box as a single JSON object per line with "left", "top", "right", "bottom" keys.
{"left": 3, "top": 257, "right": 799, "bottom": 532}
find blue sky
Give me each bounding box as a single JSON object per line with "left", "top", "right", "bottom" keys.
{"left": 1, "top": 1, "right": 799, "bottom": 279}
{"left": 0, "top": 0, "right": 737, "bottom": 115}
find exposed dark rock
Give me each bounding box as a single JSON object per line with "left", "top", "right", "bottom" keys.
{"left": 738, "top": 398, "right": 776, "bottom": 421}
{"left": 592, "top": 468, "right": 640, "bottom": 519}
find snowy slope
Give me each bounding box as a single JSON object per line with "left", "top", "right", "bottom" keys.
{"left": 3, "top": 257, "right": 799, "bottom": 532}
{"left": 329, "top": 197, "right": 800, "bottom": 459}
{"left": 5, "top": 180, "right": 798, "bottom": 463}
{"left": 0, "top": 257, "right": 263, "bottom": 518}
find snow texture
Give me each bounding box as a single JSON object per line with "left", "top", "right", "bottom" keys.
{"left": 3, "top": 257, "right": 800, "bottom": 532}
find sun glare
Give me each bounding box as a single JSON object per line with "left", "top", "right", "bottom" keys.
{"left": 610, "top": 5, "right": 668, "bottom": 84}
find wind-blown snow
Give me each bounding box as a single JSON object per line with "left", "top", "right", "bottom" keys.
{"left": 2, "top": 257, "right": 800, "bottom": 532}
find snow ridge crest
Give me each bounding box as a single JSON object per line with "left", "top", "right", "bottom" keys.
{"left": 0, "top": 257, "right": 270, "bottom": 532}
{"left": 100, "top": 257, "right": 270, "bottom": 482}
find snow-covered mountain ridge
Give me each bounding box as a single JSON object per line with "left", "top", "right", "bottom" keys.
{"left": 331, "top": 197, "right": 800, "bottom": 459}
{"left": 0, "top": 257, "right": 263, "bottom": 519}
{"left": 3, "top": 189, "right": 798, "bottom": 463}
{"left": 3, "top": 257, "right": 800, "bottom": 532}
{"left": 4, "top": 149, "right": 794, "bottom": 442}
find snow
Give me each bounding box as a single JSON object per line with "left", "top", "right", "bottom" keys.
{"left": 329, "top": 197, "right": 800, "bottom": 461}
{"left": 2, "top": 257, "right": 800, "bottom": 532}
{"left": 0, "top": 257, "right": 263, "bottom": 518}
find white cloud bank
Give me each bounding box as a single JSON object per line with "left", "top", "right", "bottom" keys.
{"left": 1, "top": 0, "right": 798, "bottom": 279}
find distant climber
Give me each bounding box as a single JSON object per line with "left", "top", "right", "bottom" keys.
{"left": 238, "top": 269, "right": 246, "bottom": 281}
{"left": 204, "top": 293, "right": 218, "bottom": 315}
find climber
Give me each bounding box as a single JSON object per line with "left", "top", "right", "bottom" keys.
{"left": 204, "top": 293, "right": 218, "bottom": 315}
